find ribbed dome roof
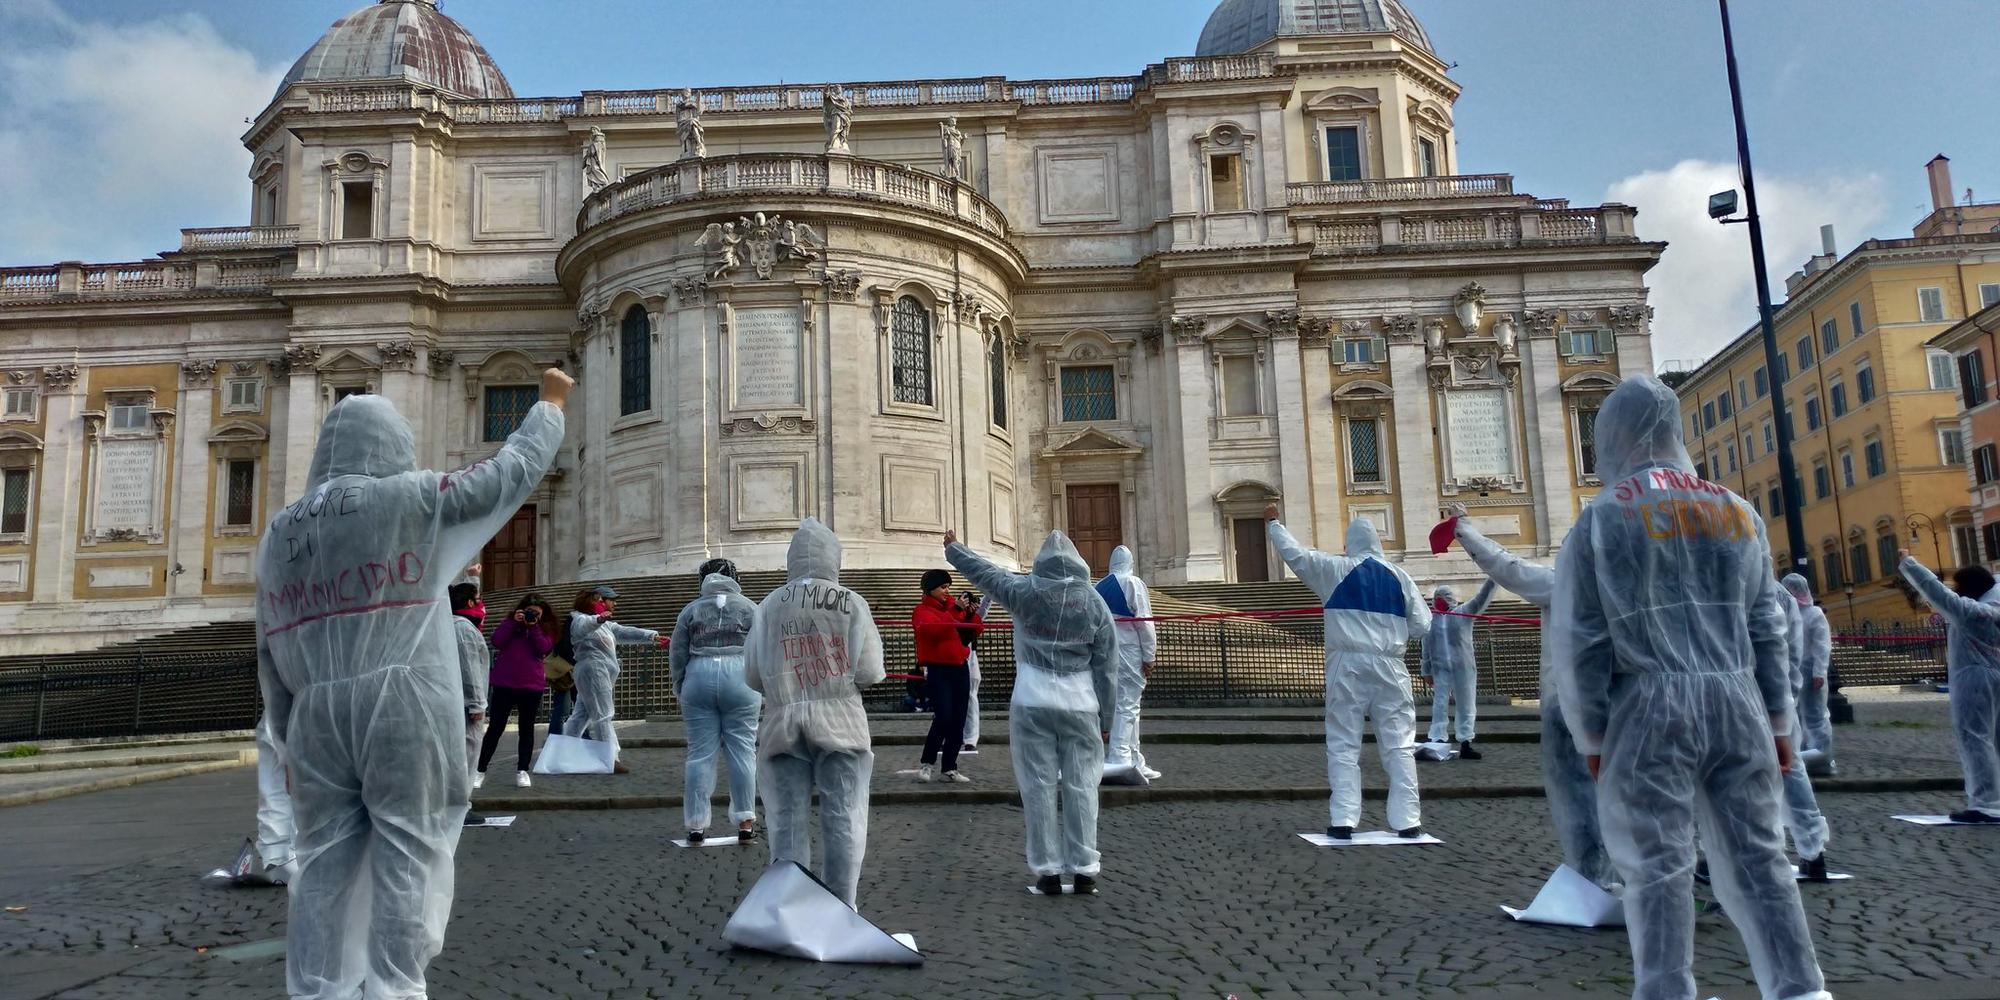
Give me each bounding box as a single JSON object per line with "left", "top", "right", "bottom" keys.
{"left": 279, "top": 0, "right": 512, "bottom": 99}
{"left": 1196, "top": 0, "right": 1434, "bottom": 57}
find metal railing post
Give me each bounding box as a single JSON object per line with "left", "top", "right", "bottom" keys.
{"left": 132, "top": 649, "right": 146, "bottom": 735}
{"left": 34, "top": 658, "right": 47, "bottom": 739}
{"left": 1216, "top": 622, "right": 1232, "bottom": 701}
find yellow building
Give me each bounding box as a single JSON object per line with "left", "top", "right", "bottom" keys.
{"left": 1673, "top": 170, "right": 2000, "bottom": 628}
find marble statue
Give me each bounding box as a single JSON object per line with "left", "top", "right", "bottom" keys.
{"left": 582, "top": 126, "right": 610, "bottom": 193}
{"left": 694, "top": 221, "right": 741, "bottom": 280}
{"left": 677, "top": 89, "right": 706, "bottom": 160}
{"left": 940, "top": 117, "right": 965, "bottom": 180}
{"left": 822, "top": 86, "right": 852, "bottom": 155}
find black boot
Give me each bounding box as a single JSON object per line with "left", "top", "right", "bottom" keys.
{"left": 1397, "top": 826, "right": 1423, "bottom": 839}
{"left": 687, "top": 830, "right": 705, "bottom": 845}
{"left": 1072, "top": 873, "right": 1097, "bottom": 895}
{"left": 1035, "top": 874, "right": 1064, "bottom": 896}
{"left": 1326, "top": 825, "right": 1353, "bottom": 841}
{"left": 1949, "top": 809, "right": 2000, "bottom": 824}
{"left": 738, "top": 827, "right": 755, "bottom": 844}
{"left": 1799, "top": 854, "right": 1830, "bottom": 882}
{"left": 1458, "top": 741, "right": 1483, "bottom": 761}
{"left": 463, "top": 813, "right": 486, "bottom": 826}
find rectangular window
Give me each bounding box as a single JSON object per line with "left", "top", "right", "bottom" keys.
{"left": 1849, "top": 301, "right": 1865, "bottom": 339}
{"left": 1823, "top": 549, "right": 1846, "bottom": 590}
{"left": 1804, "top": 394, "right": 1821, "bottom": 431}
{"left": 1417, "top": 137, "right": 1439, "bottom": 177}
{"left": 0, "top": 468, "right": 28, "bottom": 535}
{"left": 259, "top": 186, "right": 279, "bottom": 227}
{"left": 1702, "top": 401, "right": 1716, "bottom": 431}
{"left": 1958, "top": 525, "right": 1981, "bottom": 567}
{"left": 1324, "top": 126, "right": 1362, "bottom": 181}
{"left": 1341, "top": 337, "right": 1385, "bottom": 365}
{"left": 1942, "top": 427, "right": 1967, "bottom": 465}
{"left": 333, "top": 386, "right": 369, "bottom": 402}
{"left": 1762, "top": 418, "right": 1774, "bottom": 453}
{"left": 1776, "top": 353, "right": 1791, "bottom": 384}
{"left": 1060, "top": 365, "right": 1117, "bottom": 422}
{"left": 1753, "top": 367, "right": 1769, "bottom": 398}
{"left": 1347, "top": 417, "right": 1383, "bottom": 484}
{"left": 1982, "top": 283, "right": 2000, "bottom": 309}
{"left": 1743, "top": 432, "right": 1755, "bottom": 463}
{"left": 1695, "top": 460, "right": 1709, "bottom": 480}
{"left": 341, "top": 181, "right": 374, "bottom": 239}
{"left": 1839, "top": 450, "right": 1855, "bottom": 489}
{"left": 1963, "top": 350, "right": 1991, "bottom": 408}
{"left": 1829, "top": 382, "right": 1848, "bottom": 418}
{"left": 224, "top": 378, "right": 262, "bottom": 413}
{"left": 1222, "top": 355, "right": 1261, "bottom": 417}
{"left": 989, "top": 340, "right": 1007, "bottom": 431}
{"left": 1920, "top": 286, "right": 1946, "bottom": 322}
{"left": 1751, "top": 493, "right": 1763, "bottom": 517}
{"left": 1795, "top": 336, "right": 1814, "bottom": 372}
{"left": 1726, "top": 442, "right": 1737, "bottom": 473}
{"left": 482, "top": 385, "right": 538, "bottom": 442}
{"left": 1931, "top": 349, "right": 1960, "bottom": 390}
{"left": 1820, "top": 318, "right": 1839, "bottom": 355}
{"left": 1977, "top": 444, "right": 2000, "bottom": 485}
{"left": 1572, "top": 406, "right": 1598, "bottom": 476}
{"left": 1561, "top": 328, "right": 1609, "bottom": 357}
{"left": 2, "top": 388, "right": 34, "bottom": 418}
{"left": 1865, "top": 439, "right": 1886, "bottom": 478}
{"left": 1878, "top": 533, "right": 1900, "bottom": 579}
{"left": 1850, "top": 539, "right": 1872, "bottom": 584}
{"left": 1209, "top": 154, "right": 1245, "bottom": 212}
{"left": 109, "top": 402, "right": 149, "bottom": 433}
{"left": 1812, "top": 461, "right": 1830, "bottom": 500}
{"left": 1856, "top": 363, "right": 1876, "bottom": 403}
{"left": 1716, "top": 390, "right": 1733, "bottom": 420}
{"left": 1985, "top": 524, "right": 2000, "bottom": 567}
{"left": 224, "top": 459, "right": 256, "bottom": 527}
{"left": 1767, "top": 483, "right": 1782, "bottom": 515}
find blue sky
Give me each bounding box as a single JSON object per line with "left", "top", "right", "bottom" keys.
{"left": 3, "top": 0, "right": 1994, "bottom": 365}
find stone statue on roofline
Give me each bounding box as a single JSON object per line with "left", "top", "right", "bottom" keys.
{"left": 677, "top": 89, "right": 706, "bottom": 160}
{"left": 823, "top": 86, "right": 853, "bottom": 155}
{"left": 940, "top": 117, "right": 965, "bottom": 180}
{"left": 582, "top": 126, "right": 610, "bottom": 194}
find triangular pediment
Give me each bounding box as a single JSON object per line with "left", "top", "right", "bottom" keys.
{"left": 316, "top": 348, "right": 375, "bottom": 373}
{"left": 208, "top": 420, "right": 270, "bottom": 444}
{"left": 1042, "top": 427, "right": 1142, "bottom": 459}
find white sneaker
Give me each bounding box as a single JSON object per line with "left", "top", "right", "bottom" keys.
{"left": 1139, "top": 766, "right": 1162, "bottom": 781}
{"left": 942, "top": 770, "right": 972, "bottom": 783}
{"left": 471, "top": 771, "right": 485, "bottom": 790}
{"left": 917, "top": 764, "right": 934, "bottom": 783}
{"left": 515, "top": 771, "right": 532, "bottom": 788}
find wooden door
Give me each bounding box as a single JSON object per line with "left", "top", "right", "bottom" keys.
{"left": 1233, "top": 518, "right": 1271, "bottom": 582}
{"left": 481, "top": 505, "right": 537, "bottom": 592}
{"left": 1064, "top": 484, "right": 1121, "bottom": 575}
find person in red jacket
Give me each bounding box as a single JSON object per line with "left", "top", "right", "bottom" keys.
{"left": 913, "top": 568, "right": 983, "bottom": 781}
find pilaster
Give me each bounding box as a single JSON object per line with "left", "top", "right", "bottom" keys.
{"left": 1387, "top": 339, "right": 1437, "bottom": 553}
{"left": 169, "top": 377, "right": 214, "bottom": 598}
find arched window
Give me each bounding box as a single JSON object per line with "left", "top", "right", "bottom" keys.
{"left": 989, "top": 336, "right": 1007, "bottom": 430}
{"left": 890, "top": 296, "right": 933, "bottom": 406}
{"left": 619, "top": 305, "right": 651, "bottom": 416}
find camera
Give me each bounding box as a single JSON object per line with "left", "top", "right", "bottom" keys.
{"left": 524, "top": 608, "right": 542, "bottom": 623}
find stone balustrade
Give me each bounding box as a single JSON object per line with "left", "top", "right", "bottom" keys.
{"left": 178, "top": 225, "right": 301, "bottom": 252}
{"left": 1288, "top": 173, "right": 1515, "bottom": 205}
{"left": 1144, "top": 51, "right": 1279, "bottom": 85}
{"left": 580, "top": 153, "right": 1011, "bottom": 239}
{"left": 1304, "top": 203, "right": 1642, "bottom": 255}
{"left": 0, "top": 254, "right": 292, "bottom": 302}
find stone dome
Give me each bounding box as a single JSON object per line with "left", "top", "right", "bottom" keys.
{"left": 1196, "top": 0, "right": 1434, "bottom": 57}
{"left": 279, "top": 0, "right": 513, "bottom": 99}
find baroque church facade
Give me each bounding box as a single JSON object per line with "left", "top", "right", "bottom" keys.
{"left": 0, "top": 0, "right": 1663, "bottom": 651}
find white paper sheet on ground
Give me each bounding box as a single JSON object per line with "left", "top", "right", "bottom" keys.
{"left": 1414, "top": 742, "right": 1457, "bottom": 762}
{"left": 1791, "top": 865, "right": 1853, "bottom": 881}
{"left": 531, "top": 733, "right": 616, "bottom": 774}
{"left": 466, "top": 815, "right": 516, "bottom": 828}
{"left": 1026, "top": 883, "right": 1098, "bottom": 895}
{"left": 1499, "top": 864, "right": 1625, "bottom": 927}
{"left": 673, "top": 836, "right": 752, "bottom": 848}
{"left": 1297, "top": 831, "right": 1445, "bottom": 847}
{"left": 1893, "top": 814, "right": 2000, "bottom": 826}
{"left": 200, "top": 838, "right": 285, "bottom": 887}
{"left": 1100, "top": 762, "right": 1150, "bottom": 786}
{"left": 723, "top": 862, "right": 922, "bottom": 965}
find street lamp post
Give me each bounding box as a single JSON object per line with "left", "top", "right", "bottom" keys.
{"left": 1906, "top": 512, "right": 1945, "bottom": 569}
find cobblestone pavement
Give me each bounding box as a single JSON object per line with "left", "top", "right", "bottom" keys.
{"left": 4, "top": 695, "right": 1993, "bottom": 1000}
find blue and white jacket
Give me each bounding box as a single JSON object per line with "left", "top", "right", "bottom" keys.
{"left": 1269, "top": 518, "right": 1430, "bottom": 658}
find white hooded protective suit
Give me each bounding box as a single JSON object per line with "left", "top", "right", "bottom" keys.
{"left": 254, "top": 713, "right": 297, "bottom": 877}
{"left": 1095, "top": 545, "right": 1158, "bottom": 771}
{"left": 453, "top": 614, "right": 489, "bottom": 782}
{"left": 561, "top": 608, "right": 658, "bottom": 764}
{"left": 1781, "top": 574, "right": 1834, "bottom": 757}
{"left": 1421, "top": 579, "right": 1498, "bottom": 744}
{"left": 1453, "top": 519, "right": 1614, "bottom": 887}
{"left": 671, "top": 572, "right": 762, "bottom": 831}
{"left": 948, "top": 532, "right": 1118, "bottom": 878}
{"left": 744, "top": 519, "right": 886, "bottom": 907}
{"left": 1897, "top": 556, "right": 2000, "bottom": 816}
{"left": 1549, "top": 376, "right": 1826, "bottom": 1000}
{"left": 1774, "top": 584, "right": 1830, "bottom": 861}
{"left": 1270, "top": 517, "right": 1430, "bottom": 832}
{"left": 254, "top": 393, "right": 562, "bottom": 1000}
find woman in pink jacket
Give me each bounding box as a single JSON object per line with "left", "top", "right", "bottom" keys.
{"left": 475, "top": 593, "right": 559, "bottom": 788}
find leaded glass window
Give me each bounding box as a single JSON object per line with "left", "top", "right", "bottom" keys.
{"left": 1348, "top": 417, "right": 1382, "bottom": 484}
{"left": 891, "top": 296, "right": 933, "bottom": 407}
{"left": 619, "top": 305, "right": 651, "bottom": 416}
{"left": 1060, "top": 365, "right": 1116, "bottom": 422}
{"left": 989, "top": 337, "right": 1008, "bottom": 430}
{"left": 225, "top": 460, "right": 256, "bottom": 526}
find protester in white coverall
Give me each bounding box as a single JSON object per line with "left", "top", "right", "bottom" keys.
{"left": 1097, "top": 545, "right": 1160, "bottom": 779}
{"left": 744, "top": 518, "right": 886, "bottom": 908}
{"left": 1268, "top": 508, "right": 1431, "bottom": 839}
{"left": 254, "top": 713, "right": 297, "bottom": 882}
{"left": 1773, "top": 580, "right": 1832, "bottom": 880}
{"left": 947, "top": 529, "right": 1117, "bottom": 896}
{"left": 1782, "top": 574, "right": 1836, "bottom": 771}
{"left": 563, "top": 585, "right": 664, "bottom": 772}
{"left": 671, "top": 562, "right": 763, "bottom": 843}
{"left": 254, "top": 369, "right": 569, "bottom": 1000}
{"left": 1896, "top": 554, "right": 2000, "bottom": 824}
{"left": 450, "top": 583, "right": 490, "bottom": 821}
{"left": 1421, "top": 579, "right": 1499, "bottom": 758}
{"left": 1450, "top": 515, "right": 1615, "bottom": 888}
{"left": 1549, "top": 375, "right": 1827, "bottom": 1000}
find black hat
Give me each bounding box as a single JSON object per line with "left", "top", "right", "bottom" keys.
{"left": 921, "top": 569, "right": 952, "bottom": 593}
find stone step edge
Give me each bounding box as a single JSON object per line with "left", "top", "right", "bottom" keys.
{"left": 0, "top": 759, "right": 249, "bottom": 809}
{"left": 620, "top": 730, "right": 1547, "bottom": 749}
{"left": 469, "top": 775, "right": 1962, "bottom": 813}
{"left": 0, "top": 749, "right": 253, "bottom": 774}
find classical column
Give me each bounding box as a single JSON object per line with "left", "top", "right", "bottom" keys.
{"left": 30, "top": 365, "right": 83, "bottom": 604}
{"left": 281, "top": 347, "right": 320, "bottom": 500}
{"left": 169, "top": 364, "right": 215, "bottom": 599}
{"left": 1171, "top": 319, "right": 1223, "bottom": 580}
{"left": 1301, "top": 321, "right": 1342, "bottom": 549}
{"left": 1266, "top": 311, "right": 1314, "bottom": 548}
{"left": 1524, "top": 333, "right": 1575, "bottom": 548}
{"left": 1387, "top": 337, "right": 1439, "bottom": 554}
{"left": 376, "top": 341, "right": 428, "bottom": 465}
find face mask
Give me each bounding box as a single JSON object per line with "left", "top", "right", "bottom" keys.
{"left": 1433, "top": 596, "right": 1450, "bottom": 613}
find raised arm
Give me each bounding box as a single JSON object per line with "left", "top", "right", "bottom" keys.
{"left": 605, "top": 622, "right": 660, "bottom": 646}
{"left": 1454, "top": 520, "right": 1556, "bottom": 607}
{"left": 945, "top": 541, "right": 1034, "bottom": 610}
{"left": 1900, "top": 555, "right": 2000, "bottom": 624}
{"left": 1460, "top": 577, "right": 1501, "bottom": 618}
{"left": 1267, "top": 519, "right": 1359, "bottom": 598}
{"left": 1552, "top": 512, "right": 1615, "bottom": 755}
{"left": 432, "top": 369, "right": 572, "bottom": 570}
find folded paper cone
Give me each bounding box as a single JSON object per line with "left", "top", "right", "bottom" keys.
{"left": 1500, "top": 864, "right": 1624, "bottom": 927}
{"left": 723, "top": 862, "right": 923, "bottom": 965}
{"left": 1428, "top": 516, "right": 1459, "bottom": 555}
{"left": 1100, "top": 762, "right": 1149, "bottom": 786}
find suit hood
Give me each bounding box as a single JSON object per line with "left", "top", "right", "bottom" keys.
{"left": 305, "top": 394, "right": 416, "bottom": 488}
{"left": 1345, "top": 519, "right": 1385, "bottom": 559}
{"left": 1781, "top": 573, "right": 1814, "bottom": 607}
{"left": 700, "top": 573, "right": 744, "bottom": 598}
{"left": 1107, "top": 545, "right": 1135, "bottom": 576}
{"left": 1032, "top": 530, "right": 1091, "bottom": 582}
{"left": 786, "top": 517, "right": 841, "bottom": 584}
{"left": 1595, "top": 375, "right": 1695, "bottom": 483}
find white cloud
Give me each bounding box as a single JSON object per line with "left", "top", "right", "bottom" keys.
{"left": 1608, "top": 160, "right": 1888, "bottom": 370}
{"left": 0, "top": 3, "right": 282, "bottom": 264}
